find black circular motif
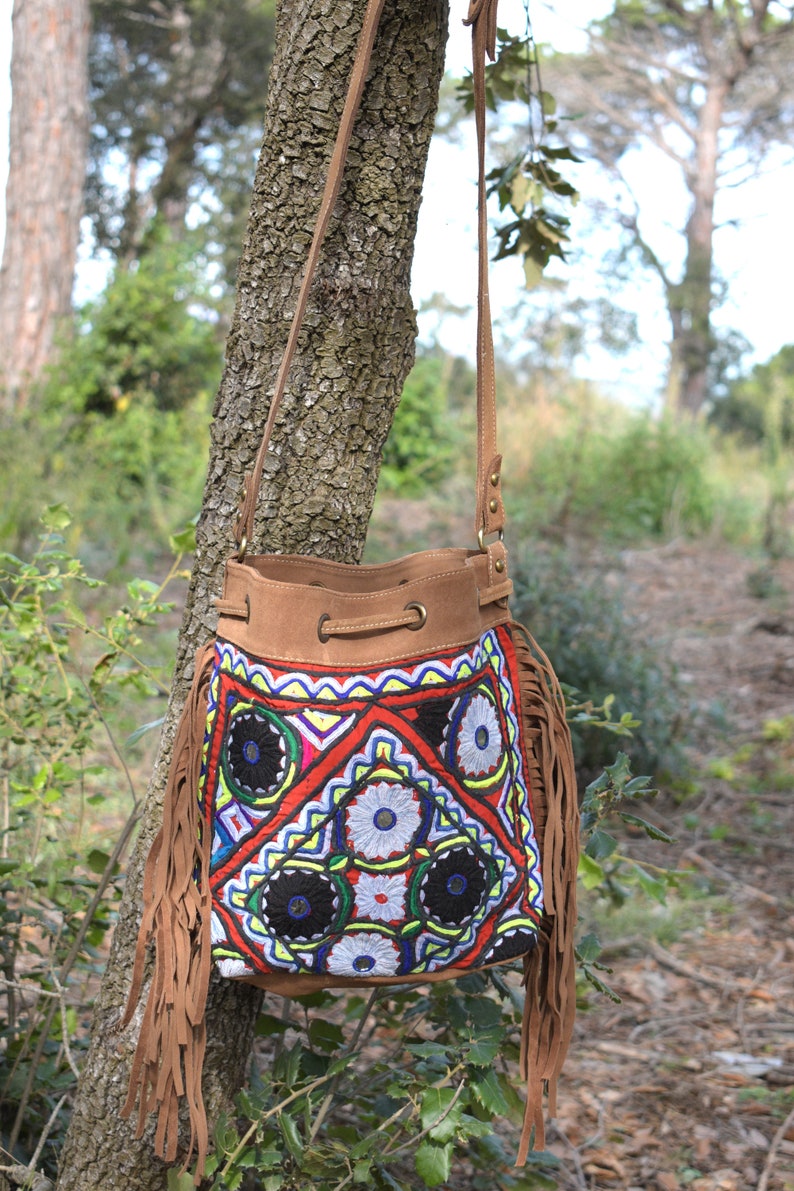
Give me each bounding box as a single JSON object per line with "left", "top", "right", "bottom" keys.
{"left": 227, "top": 709, "right": 285, "bottom": 795}
{"left": 261, "top": 869, "right": 338, "bottom": 940}
{"left": 482, "top": 928, "right": 538, "bottom": 965}
{"left": 420, "top": 847, "right": 487, "bottom": 925}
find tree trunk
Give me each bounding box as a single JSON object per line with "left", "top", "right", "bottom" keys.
{"left": 57, "top": 0, "right": 448, "bottom": 1186}
{"left": 0, "top": 0, "right": 90, "bottom": 413}
{"left": 667, "top": 77, "right": 726, "bottom": 417}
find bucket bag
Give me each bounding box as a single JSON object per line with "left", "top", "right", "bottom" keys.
{"left": 121, "top": 0, "right": 580, "bottom": 1179}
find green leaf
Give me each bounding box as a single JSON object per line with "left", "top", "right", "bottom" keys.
{"left": 466, "top": 994, "right": 502, "bottom": 1028}
{"left": 255, "top": 1012, "right": 290, "bottom": 1037}
{"left": 471, "top": 1067, "right": 509, "bottom": 1115}
{"left": 578, "top": 853, "right": 605, "bottom": 890}
{"left": 308, "top": 1018, "right": 344, "bottom": 1052}
{"left": 465, "top": 1026, "right": 502, "bottom": 1067}
{"left": 353, "top": 1160, "right": 373, "bottom": 1183}
{"left": 235, "top": 1148, "right": 260, "bottom": 1168}
{"left": 86, "top": 849, "right": 113, "bottom": 875}
{"left": 415, "top": 1139, "right": 453, "bottom": 1187}
{"left": 169, "top": 522, "right": 197, "bottom": 554}
{"left": 420, "top": 1086, "right": 463, "bottom": 1142}
{"left": 280, "top": 1113, "right": 303, "bottom": 1161}
{"left": 585, "top": 830, "right": 618, "bottom": 861}
{"left": 632, "top": 862, "right": 669, "bottom": 904}
{"left": 576, "top": 932, "right": 602, "bottom": 964}
{"left": 327, "top": 1050, "right": 359, "bottom": 1078}
{"left": 126, "top": 716, "right": 165, "bottom": 747}
{"left": 42, "top": 503, "right": 72, "bottom": 532}
{"left": 619, "top": 812, "right": 673, "bottom": 842}
{"left": 407, "top": 1041, "right": 450, "bottom": 1059}
{"left": 166, "top": 1172, "right": 195, "bottom": 1191}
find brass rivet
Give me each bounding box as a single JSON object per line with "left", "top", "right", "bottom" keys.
{"left": 495, "top": 558, "right": 505, "bottom": 574}
{"left": 489, "top": 498, "right": 499, "bottom": 514}
{"left": 490, "top": 472, "right": 500, "bottom": 486}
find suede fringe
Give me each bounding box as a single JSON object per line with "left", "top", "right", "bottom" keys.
{"left": 120, "top": 642, "right": 216, "bottom": 1185}
{"left": 510, "top": 621, "right": 579, "bottom": 1164}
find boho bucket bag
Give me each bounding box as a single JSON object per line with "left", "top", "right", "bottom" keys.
{"left": 120, "top": 0, "right": 580, "bottom": 1180}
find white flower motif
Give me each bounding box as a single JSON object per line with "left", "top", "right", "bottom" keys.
{"left": 355, "top": 872, "right": 407, "bottom": 922}
{"left": 216, "top": 958, "right": 254, "bottom": 978}
{"left": 326, "top": 932, "right": 400, "bottom": 977}
{"left": 455, "top": 694, "right": 502, "bottom": 776}
{"left": 346, "top": 782, "right": 420, "bottom": 858}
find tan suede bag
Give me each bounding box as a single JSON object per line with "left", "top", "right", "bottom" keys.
{"left": 121, "top": 0, "right": 579, "bottom": 1180}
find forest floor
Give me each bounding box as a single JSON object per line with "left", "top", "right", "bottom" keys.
{"left": 545, "top": 542, "right": 794, "bottom": 1191}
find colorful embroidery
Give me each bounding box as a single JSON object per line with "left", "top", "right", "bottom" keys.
{"left": 201, "top": 625, "right": 543, "bottom": 978}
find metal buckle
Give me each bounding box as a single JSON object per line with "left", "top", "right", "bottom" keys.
{"left": 477, "top": 527, "right": 505, "bottom": 553}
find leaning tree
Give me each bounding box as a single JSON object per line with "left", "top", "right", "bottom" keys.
{"left": 57, "top": 0, "right": 451, "bottom": 1186}
{"left": 545, "top": 0, "right": 794, "bottom": 416}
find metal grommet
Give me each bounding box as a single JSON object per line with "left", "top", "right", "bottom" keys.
{"left": 405, "top": 601, "right": 427, "bottom": 630}
{"left": 317, "top": 613, "right": 331, "bottom": 643}
{"left": 495, "top": 558, "right": 505, "bottom": 574}
{"left": 309, "top": 581, "right": 327, "bottom": 588}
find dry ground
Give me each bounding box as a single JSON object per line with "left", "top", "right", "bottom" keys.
{"left": 545, "top": 543, "right": 794, "bottom": 1191}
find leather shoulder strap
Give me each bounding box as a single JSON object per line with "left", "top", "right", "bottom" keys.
{"left": 235, "top": 0, "right": 502, "bottom": 556}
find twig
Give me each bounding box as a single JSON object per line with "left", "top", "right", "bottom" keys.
{"left": 27, "top": 1093, "right": 67, "bottom": 1177}
{"left": 80, "top": 677, "right": 139, "bottom": 807}
{"left": 52, "top": 976, "right": 81, "bottom": 1081}
{"left": 646, "top": 939, "right": 730, "bottom": 990}
{"left": 0, "top": 979, "right": 59, "bottom": 999}
{"left": 757, "top": 1102, "right": 794, "bottom": 1191}
{"left": 220, "top": 1071, "right": 341, "bottom": 1178}
{"left": 550, "top": 1120, "right": 588, "bottom": 1191}
{"left": 326, "top": 1086, "right": 418, "bottom": 1191}
{"left": 380, "top": 1078, "right": 467, "bottom": 1158}
{"left": 681, "top": 848, "right": 779, "bottom": 907}
{"left": 307, "top": 987, "right": 380, "bottom": 1144}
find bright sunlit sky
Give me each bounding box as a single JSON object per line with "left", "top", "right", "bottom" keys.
{"left": 2, "top": 0, "right": 794, "bottom": 407}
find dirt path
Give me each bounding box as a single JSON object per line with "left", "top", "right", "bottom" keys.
{"left": 548, "top": 544, "right": 794, "bottom": 1191}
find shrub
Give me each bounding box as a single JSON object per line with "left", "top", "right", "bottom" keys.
{"left": 511, "top": 547, "right": 682, "bottom": 777}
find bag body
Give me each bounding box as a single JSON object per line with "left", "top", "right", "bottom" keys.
{"left": 205, "top": 551, "right": 543, "bottom": 991}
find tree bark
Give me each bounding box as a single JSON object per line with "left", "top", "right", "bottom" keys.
{"left": 57, "top": 0, "right": 448, "bottom": 1187}
{"left": 0, "top": 0, "right": 90, "bottom": 413}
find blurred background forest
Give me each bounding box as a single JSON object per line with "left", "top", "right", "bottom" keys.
{"left": 0, "top": 1, "right": 793, "bottom": 1189}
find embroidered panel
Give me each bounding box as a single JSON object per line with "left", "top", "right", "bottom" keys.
{"left": 200, "top": 625, "right": 543, "bottom": 979}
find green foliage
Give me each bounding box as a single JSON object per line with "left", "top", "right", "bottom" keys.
{"left": 709, "top": 344, "right": 794, "bottom": 447}
{"left": 511, "top": 549, "right": 682, "bottom": 777}
{"left": 0, "top": 239, "right": 215, "bottom": 559}
{"left": 457, "top": 30, "right": 580, "bottom": 286}
{"left": 46, "top": 234, "right": 221, "bottom": 416}
{"left": 197, "top": 978, "right": 564, "bottom": 1191}
{"left": 380, "top": 354, "right": 464, "bottom": 497}
{"left": 0, "top": 510, "right": 184, "bottom": 1171}
{"left": 515, "top": 409, "right": 716, "bottom": 543}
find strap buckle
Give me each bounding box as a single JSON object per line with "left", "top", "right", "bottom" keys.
{"left": 477, "top": 527, "right": 504, "bottom": 553}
